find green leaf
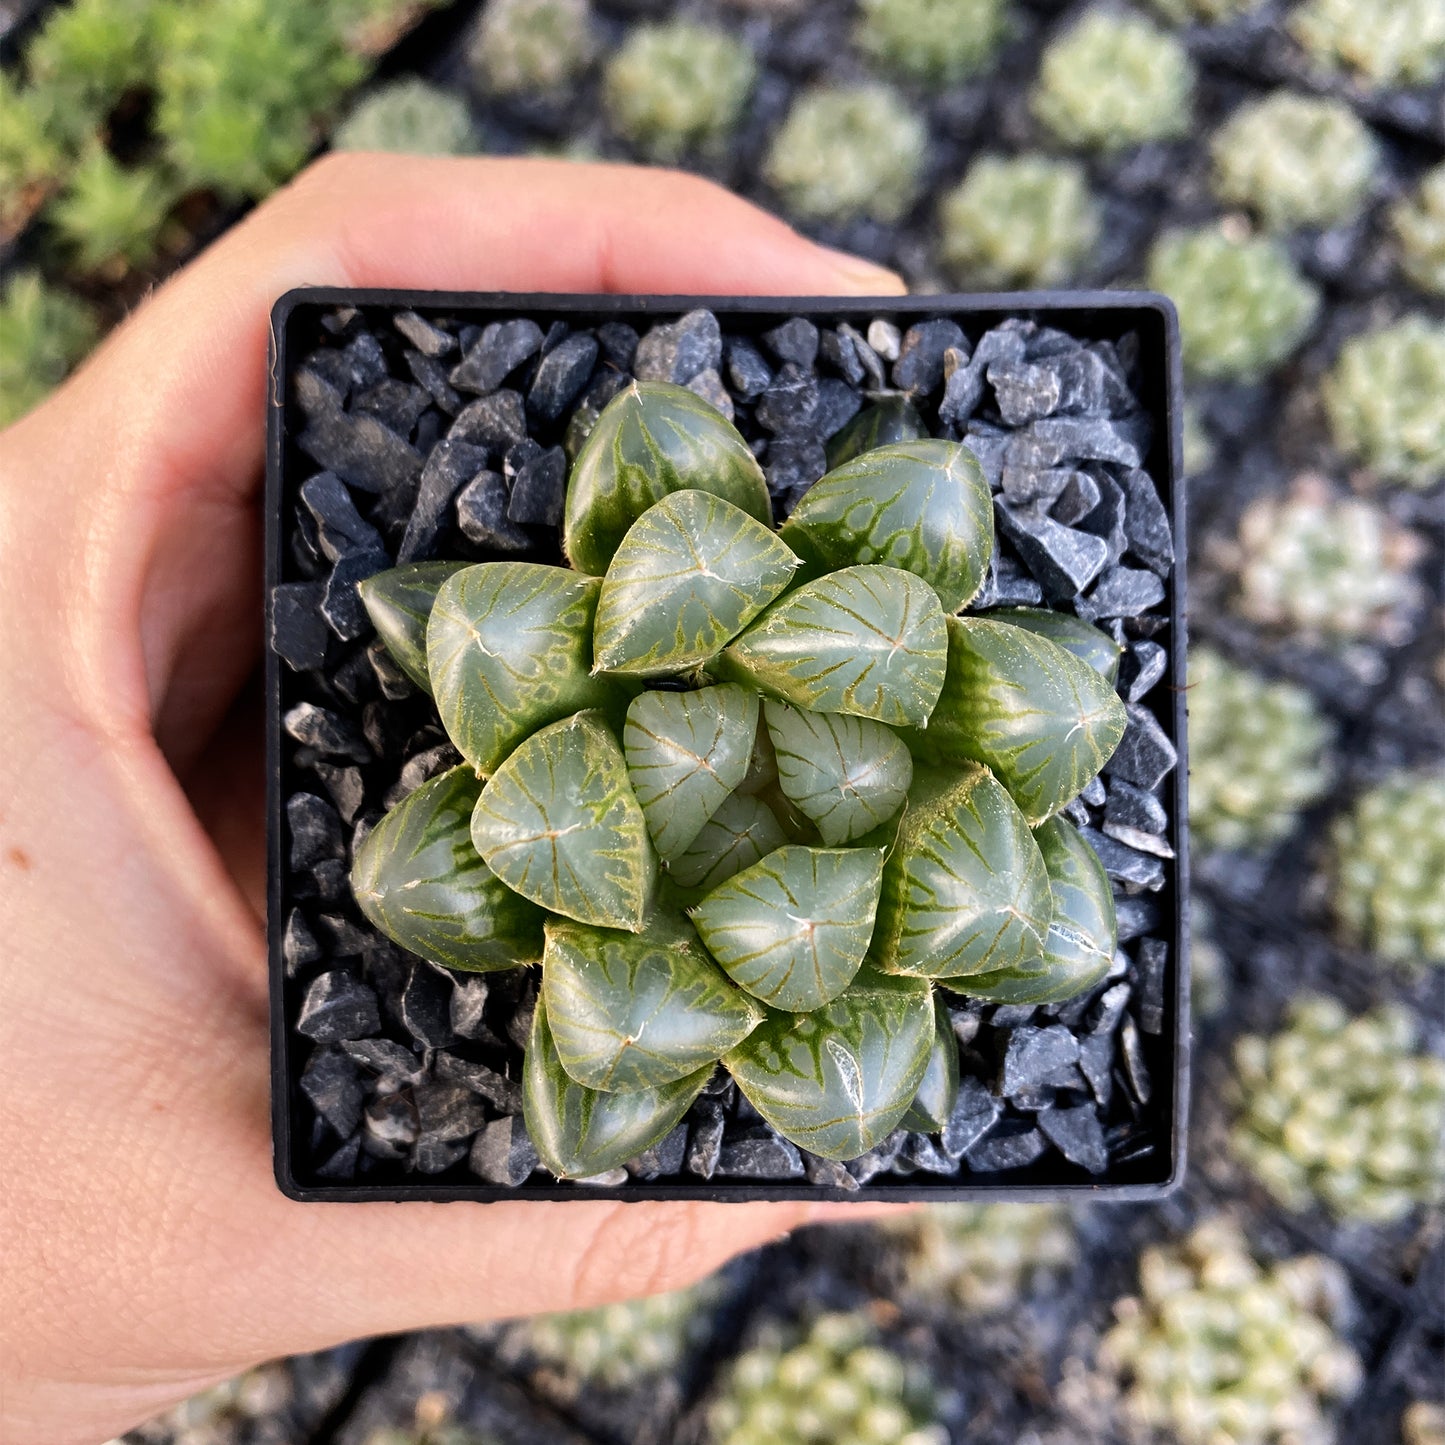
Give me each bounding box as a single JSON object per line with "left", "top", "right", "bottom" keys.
{"left": 623, "top": 685, "right": 759, "bottom": 859}
{"left": 593, "top": 490, "right": 800, "bottom": 676}
{"left": 717, "top": 564, "right": 947, "bottom": 728}
{"left": 426, "top": 562, "right": 615, "bottom": 775}
{"left": 690, "top": 844, "right": 886, "bottom": 1012}
{"left": 906, "top": 617, "right": 1127, "bottom": 824}
{"left": 351, "top": 765, "right": 544, "bottom": 972}
{"left": 564, "top": 380, "right": 771, "bottom": 575}
{"left": 871, "top": 763, "right": 1051, "bottom": 980}
{"left": 764, "top": 700, "right": 913, "bottom": 845}
{"left": 723, "top": 966, "right": 935, "bottom": 1161}
{"left": 541, "top": 914, "right": 762, "bottom": 1092}
{"left": 667, "top": 791, "right": 786, "bottom": 891}
{"left": 469, "top": 711, "right": 656, "bottom": 931}
{"left": 780, "top": 440, "right": 993, "bottom": 612}
{"left": 357, "top": 561, "right": 469, "bottom": 694}
{"left": 901, "top": 996, "right": 960, "bottom": 1132}
{"left": 524, "top": 994, "right": 712, "bottom": 1179}
{"left": 825, "top": 395, "right": 926, "bottom": 469}
{"left": 987, "top": 607, "right": 1122, "bottom": 685}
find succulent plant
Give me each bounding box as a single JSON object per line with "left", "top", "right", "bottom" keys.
{"left": 853, "top": 0, "right": 1011, "bottom": 86}
{"left": 1223, "top": 474, "right": 1424, "bottom": 642}
{"left": 764, "top": 83, "right": 927, "bottom": 224}
{"left": 707, "top": 1311, "right": 948, "bottom": 1445}
{"left": 467, "top": 0, "right": 595, "bottom": 98}
{"left": 1288, "top": 0, "right": 1445, "bottom": 89}
{"left": 1099, "top": 1218, "right": 1364, "bottom": 1445}
{"left": 1321, "top": 316, "right": 1445, "bottom": 490}
{"left": 332, "top": 79, "right": 478, "bottom": 155}
{"left": 0, "top": 270, "right": 99, "bottom": 428}
{"left": 1331, "top": 769, "right": 1445, "bottom": 967}
{"left": 1030, "top": 11, "right": 1194, "bottom": 152}
{"left": 0, "top": 74, "right": 67, "bottom": 231}
{"left": 602, "top": 21, "right": 756, "bottom": 162}
{"left": 937, "top": 154, "right": 1100, "bottom": 289}
{"left": 1232, "top": 995, "right": 1445, "bottom": 1223}
{"left": 1210, "top": 92, "right": 1378, "bottom": 232}
{"left": 349, "top": 379, "right": 1130, "bottom": 1175}
{"left": 1394, "top": 163, "right": 1445, "bottom": 296}
{"left": 1146, "top": 222, "right": 1319, "bottom": 381}
{"left": 48, "top": 145, "right": 175, "bottom": 273}
{"left": 1181, "top": 401, "right": 1216, "bottom": 476}
{"left": 1186, "top": 648, "right": 1333, "bottom": 853}
{"left": 883, "top": 1203, "right": 1076, "bottom": 1314}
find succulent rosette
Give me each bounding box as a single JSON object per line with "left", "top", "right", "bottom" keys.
{"left": 351, "top": 380, "right": 1129, "bottom": 1177}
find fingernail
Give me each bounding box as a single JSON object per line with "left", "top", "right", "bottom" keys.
{"left": 814, "top": 245, "right": 909, "bottom": 296}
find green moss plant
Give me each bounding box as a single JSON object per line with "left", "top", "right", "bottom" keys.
{"left": 1288, "top": 0, "right": 1445, "bottom": 90}
{"left": 467, "top": 0, "right": 596, "bottom": 98}
{"left": 0, "top": 270, "right": 99, "bottom": 428}
{"left": 49, "top": 145, "right": 176, "bottom": 273}
{"left": 854, "top": 0, "right": 1011, "bottom": 86}
{"left": 333, "top": 79, "right": 478, "bottom": 155}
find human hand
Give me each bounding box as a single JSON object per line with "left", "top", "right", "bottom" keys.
{"left": 0, "top": 154, "right": 908, "bottom": 1445}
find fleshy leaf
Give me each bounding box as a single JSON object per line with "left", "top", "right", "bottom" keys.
{"left": 357, "top": 561, "right": 469, "bottom": 694}
{"left": 351, "top": 765, "right": 543, "bottom": 973}
{"left": 764, "top": 700, "right": 913, "bottom": 845}
{"left": 717, "top": 564, "right": 947, "bottom": 728}
{"left": 564, "top": 380, "right": 771, "bottom": 575}
{"left": 469, "top": 711, "right": 655, "bottom": 931}
{"left": 906, "top": 617, "right": 1127, "bottom": 824}
{"left": 426, "top": 562, "right": 614, "bottom": 774}
{"left": 722, "top": 966, "right": 934, "bottom": 1161}
{"left": 901, "top": 996, "right": 960, "bottom": 1132}
{"left": 825, "top": 395, "right": 926, "bottom": 469}
{"left": 524, "top": 994, "right": 712, "bottom": 1179}
{"left": 780, "top": 439, "right": 993, "bottom": 612}
{"left": 690, "top": 844, "right": 886, "bottom": 1012}
{"left": 871, "top": 763, "right": 1051, "bottom": 980}
{"left": 541, "top": 914, "right": 762, "bottom": 1092}
{"left": 593, "top": 490, "right": 800, "bottom": 676}
{"left": 623, "top": 685, "right": 759, "bottom": 860}
{"left": 666, "top": 791, "right": 786, "bottom": 892}
{"left": 988, "top": 607, "right": 1122, "bottom": 685}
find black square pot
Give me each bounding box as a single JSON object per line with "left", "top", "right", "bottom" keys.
{"left": 267, "top": 290, "right": 1190, "bottom": 1204}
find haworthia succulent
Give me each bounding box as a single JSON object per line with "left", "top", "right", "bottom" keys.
{"left": 871, "top": 763, "right": 1051, "bottom": 980}
{"left": 564, "top": 380, "right": 771, "bottom": 574}
{"left": 764, "top": 699, "right": 913, "bottom": 845}
{"left": 907, "top": 616, "right": 1127, "bottom": 823}
{"left": 717, "top": 564, "right": 948, "bottom": 727}
{"left": 780, "top": 439, "right": 994, "bottom": 612}
{"left": 523, "top": 994, "right": 713, "bottom": 1179}
{"left": 351, "top": 765, "right": 544, "bottom": 972}
{"left": 723, "top": 965, "right": 935, "bottom": 1160}
{"left": 901, "top": 996, "right": 961, "bottom": 1132}
{"left": 988, "top": 606, "right": 1123, "bottom": 684}
{"left": 357, "top": 560, "right": 469, "bottom": 694}
{"left": 426, "top": 561, "right": 614, "bottom": 775}
{"left": 825, "top": 395, "right": 927, "bottom": 468}
{"left": 690, "top": 844, "right": 886, "bottom": 1012}
{"left": 469, "top": 711, "right": 656, "bottom": 931}
{"left": 623, "top": 685, "right": 759, "bottom": 859}
{"left": 593, "top": 490, "right": 800, "bottom": 676}
{"left": 666, "top": 791, "right": 788, "bottom": 891}
{"left": 541, "top": 914, "right": 762, "bottom": 1092}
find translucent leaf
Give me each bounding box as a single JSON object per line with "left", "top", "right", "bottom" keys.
{"left": 623, "top": 685, "right": 758, "bottom": 860}
{"left": 469, "top": 711, "right": 655, "bottom": 931}
{"left": 564, "top": 380, "right": 771, "bottom": 575}
{"left": 524, "top": 994, "right": 712, "bottom": 1179}
{"left": 901, "top": 996, "right": 960, "bottom": 1132}
{"left": 781, "top": 439, "right": 993, "bottom": 612}
{"left": 764, "top": 700, "right": 913, "bottom": 845}
{"left": 722, "top": 966, "right": 934, "bottom": 1161}
{"left": 871, "top": 763, "right": 1051, "bottom": 980}
{"left": 593, "top": 490, "right": 800, "bottom": 676}
{"left": 825, "top": 395, "right": 926, "bottom": 469}
{"left": 717, "top": 564, "right": 947, "bottom": 727}
{"left": 691, "top": 844, "right": 886, "bottom": 1012}
{"left": 426, "top": 562, "right": 614, "bottom": 775}
{"left": 666, "top": 791, "right": 786, "bottom": 891}
{"left": 906, "top": 616, "right": 1127, "bottom": 824}
{"left": 357, "top": 561, "right": 468, "bottom": 694}
{"left": 351, "top": 765, "right": 543, "bottom": 973}
{"left": 987, "top": 606, "right": 1122, "bottom": 685}
{"left": 541, "top": 913, "right": 762, "bottom": 1092}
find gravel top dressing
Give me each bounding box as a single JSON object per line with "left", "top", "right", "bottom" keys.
{"left": 267, "top": 292, "right": 1187, "bottom": 1201}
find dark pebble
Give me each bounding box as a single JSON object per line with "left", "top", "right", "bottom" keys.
{"left": 405, "top": 351, "right": 462, "bottom": 416}
{"left": 893, "top": 320, "right": 966, "bottom": 395}
{"left": 285, "top": 701, "right": 370, "bottom": 761}
{"left": 413, "top": 1136, "right": 470, "bottom": 1174}
{"left": 686, "top": 367, "right": 734, "bottom": 422}
{"left": 299, "top": 407, "right": 423, "bottom": 495}
{"left": 1001, "top": 463, "right": 1074, "bottom": 507}
{"left": 1038, "top": 1103, "right": 1109, "bottom": 1174}
{"left": 1078, "top": 1033, "right": 1114, "bottom": 1108}
{"left": 1077, "top": 473, "right": 1128, "bottom": 568}
{"left": 300, "top": 472, "right": 385, "bottom": 562}
{"left": 1055, "top": 346, "right": 1135, "bottom": 417}
{"left": 685, "top": 1099, "right": 725, "bottom": 1180}
{"left": 529, "top": 333, "right": 598, "bottom": 421}
{"left": 1105, "top": 781, "right": 1168, "bottom": 836}
{"left": 399, "top": 437, "right": 489, "bottom": 563}
{"left": 940, "top": 1076, "right": 1002, "bottom": 1159}
{"left": 899, "top": 1132, "right": 957, "bottom": 1175}
{"left": 297, "top": 969, "right": 381, "bottom": 1043}
{"left": 803, "top": 1154, "right": 860, "bottom": 1189}
{"left": 1115, "top": 896, "right": 1162, "bottom": 942}
{"left": 973, "top": 544, "right": 1045, "bottom": 609}
{"left": 1001, "top": 1025, "right": 1082, "bottom": 1095}
{"left": 845, "top": 1128, "right": 908, "bottom": 1184}
{"left": 762, "top": 317, "right": 819, "bottom": 369}
{"left": 317, "top": 912, "right": 371, "bottom": 957}
{"left": 367, "top": 638, "right": 413, "bottom": 700}
{"left": 434, "top": 1053, "right": 523, "bottom": 1115}
{"left": 301, "top": 1045, "right": 365, "bottom": 1137}
{"left": 1120, "top": 640, "right": 1168, "bottom": 703}
{"left": 283, "top": 909, "right": 322, "bottom": 975}
{"left": 414, "top": 1082, "right": 489, "bottom": 1145}
{"left": 755, "top": 362, "right": 819, "bottom": 435}
{"left": 995, "top": 500, "right": 1109, "bottom": 599}
{"left": 1050, "top": 470, "right": 1102, "bottom": 525}
{"left": 765, "top": 436, "right": 827, "bottom": 515}
{"left": 629, "top": 1122, "right": 689, "bottom": 1180}
{"left": 839, "top": 322, "right": 886, "bottom": 389}
{"left": 339, "top": 332, "right": 388, "bottom": 391}
{"left": 960, "top": 422, "right": 1008, "bottom": 486}
{"left": 394, "top": 310, "right": 456, "bottom": 358}
{"left": 990, "top": 1004, "right": 1038, "bottom": 1029}
{"left": 814, "top": 377, "right": 862, "bottom": 439}
{"left": 725, "top": 337, "right": 773, "bottom": 399}
{"left": 596, "top": 321, "right": 639, "bottom": 370}
{"left": 316, "top": 1134, "right": 362, "bottom": 1180}
{"left": 322, "top": 547, "right": 392, "bottom": 640}
{"left": 450, "top": 319, "right": 544, "bottom": 394}
{"left": 1080, "top": 565, "right": 1166, "bottom": 621}
{"left": 716, "top": 1132, "right": 805, "bottom": 1180}
{"left": 352, "top": 379, "right": 430, "bottom": 438}
{"left": 1027, "top": 415, "right": 1150, "bottom": 468}
{"left": 507, "top": 445, "right": 567, "bottom": 526}
{"left": 1086, "top": 982, "right": 1132, "bottom": 1037}
{"left": 818, "top": 327, "right": 864, "bottom": 385}
{"left": 309, "top": 858, "right": 350, "bottom": 905}
{"left": 1080, "top": 775, "right": 1107, "bottom": 808}
{"left": 450, "top": 976, "right": 490, "bottom": 1039}
{"left": 503, "top": 437, "right": 543, "bottom": 484}
{"left": 1105, "top": 704, "right": 1179, "bottom": 790}
{"left": 270, "top": 582, "right": 331, "bottom": 671}
{"left": 634, "top": 309, "right": 721, "bottom": 384}
{"left": 989, "top": 361, "right": 1061, "bottom": 426}
{"left": 287, "top": 792, "right": 343, "bottom": 869}
{"left": 363, "top": 1091, "right": 419, "bottom": 1158}
{"left": 1078, "top": 825, "right": 1166, "bottom": 891}
{"left": 940, "top": 360, "right": 987, "bottom": 427}
{"left": 1121, "top": 1016, "right": 1152, "bottom": 1105}
{"left": 456, "top": 471, "right": 533, "bottom": 553}
{"left": 399, "top": 961, "right": 456, "bottom": 1049}
{"left": 312, "top": 762, "right": 365, "bottom": 826}
{"left": 1136, "top": 939, "right": 1168, "bottom": 1035}
{"left": 449, "top": 391, "right": 527, "bottom": 454}
{"left": 965, "top": 1123, "right": 1048, "bottom": 1172}
{"left": 342, "top": 1037, "right": 427, "bottom": 1087}
{"left": 1117, "top": 467, "right": 1174, "bottom": 575}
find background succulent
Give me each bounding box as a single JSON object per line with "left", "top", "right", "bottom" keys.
{"left": 48, "top": 146, "right": 175, "bottom": 273}
{"left": 853, "top": 0, "right": 1012, "bottom": 87}
{"left": 333, "top": 79, "right": 478, "bottom": 155}
{"left": 0, "top": 270, "right": 98, "bottom": 427}
{"left": 1406, "top": 1403, "right": 1445, "bottom": 1445}
{"left": 1287, "top": 0, "right": 1445, "bottom": 89}
{"left": 1144, "top": 0, "right": 1262, "bottom": 23}
{"left": 1394, "top": 163, "right": 1445, "bottom": 296}
{"left": 466, "top": 0, "right": 595, "bottom": 98}
{"left": 1232, "top": 995, "right": 1445, "bottom": 1222}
